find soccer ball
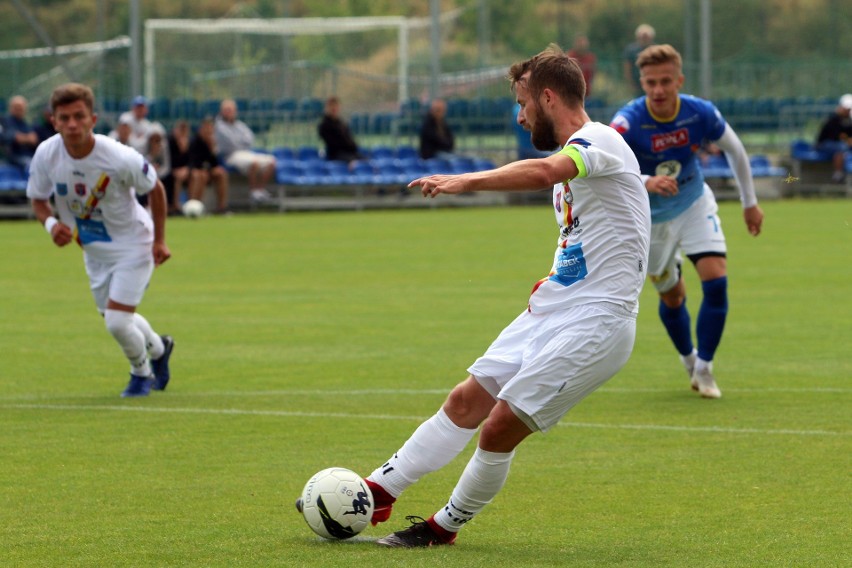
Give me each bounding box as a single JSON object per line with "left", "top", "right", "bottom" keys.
{"left": 182, "top": 199, "right": 205, "bottom": 218}
{"left": 297, "top": 467, "right": 374, "bottom": 540}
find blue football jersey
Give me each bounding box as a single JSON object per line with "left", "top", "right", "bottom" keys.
{"left": 610, "top": 95, "right": 727, "bottom": 223}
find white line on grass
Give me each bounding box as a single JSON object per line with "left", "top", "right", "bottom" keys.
{"left": 0, "top": 385, "right": 848, "bottom": 402}
{"left": 2, "top": 403, "right": 847, "bottom": 437}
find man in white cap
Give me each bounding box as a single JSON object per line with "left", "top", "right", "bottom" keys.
{"left": 816, "top": 94, "right": 852, "bottom": 183}
{"left": 116, "top": 95, "right": 153, "bottom": 154}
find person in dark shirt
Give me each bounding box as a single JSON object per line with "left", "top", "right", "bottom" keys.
{"left": 34, "top": 105, "right": 57, "bottom": 145}
{"left": 419, "top": 98, "right": 456, "bottom": 160}
{"left": 164, "top": 120, "right": 191, "bottom": 214}
{"left": 4, "top": 95, "right": 40, "bottom": 173}
{"left": 815, "top": 94, "right": 852, "bottom": 183}
{"left": 317, "top": 97, "right": 365, "bottom": 163}
{"left": 188, "top": 117, "right": 229, "bottom": 214}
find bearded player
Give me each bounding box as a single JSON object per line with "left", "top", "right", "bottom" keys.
{"left": 347, "top": 45, "right": 651, "bottom": 547}
{"left": 27, "top": 83, "right": 174, "bottom": 397}
{"left": 610, "top": 44, "right": 764, "bottom": 399}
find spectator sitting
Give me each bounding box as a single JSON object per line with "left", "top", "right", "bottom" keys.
{"left": 317, "top": 96, "right": 366, "bottom": 163}
{"left": 112, "top": 114, "right": 134, "bottom": 147}
{"left": 4, "top": 95, "right": 40, "bottom": 174}
{"left": 623, "top": 24, "right": 656, "bottom": 97}
{"left": 512, "top": 103, "right": 552, "bottom": 160}
{"left": 188, "top": 117, "right": 230, "bottom": 215}
{"left": 567, "top": 35, "right": 597, "bottom": 98}
{"left": 146, "top": 123, "right": 171, "bottom": 190}
{"left": 34, "top": 105, "right": 57, "bottom": 145}
{"left": 815, "top": 93, "right": 852, "bottom": 183}
{"left": 116, "top": 95, "right": 153, "bottom": 154}
{"left": 214, "top": 98, "right": 275, "bottom": 203}
{"left": 419, "top": 98, "right": 459, "bottom": 160}
{"left": 164, "top": 120, "right": 191, "bottom": 215}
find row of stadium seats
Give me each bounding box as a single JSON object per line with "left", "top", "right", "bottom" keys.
{"left": 84, "top": 94, "right": 843, "bottom": 136}
{"left": 273, "top": 154, "right": 496, "bottom": 187}
{"left": 700, "top": 154, "right": 787, "bottom": 179}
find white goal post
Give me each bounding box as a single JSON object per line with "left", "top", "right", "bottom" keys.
{"left": 144, "top": 15, "right": 463, "bottom": 107}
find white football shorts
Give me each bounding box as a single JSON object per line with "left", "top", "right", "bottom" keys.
{"left": 84, "top": 248, "right": 154, "bottom": 312}
{"left": 648, "top": 184, "right": 727, "bottom": 293}
{"left": 468, "top": 301, "right": 637, "bottom": 433}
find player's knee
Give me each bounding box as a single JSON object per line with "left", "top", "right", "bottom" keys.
{"left": 443, "top": 380, "right": 493, "bottom": 427}
{"left": 660, "top": 289, "right": 684, "bottom": 308}
{"left": 103, "top": 309, "right": 135, "bottom": 340}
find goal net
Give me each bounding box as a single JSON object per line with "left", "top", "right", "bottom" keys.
{"left": 0, "top": 36, "right": 131, "bottom": 111}
{"left": 144, "top": 14, "right": 511, "bottom": 113}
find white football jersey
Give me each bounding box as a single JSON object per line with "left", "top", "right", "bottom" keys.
{"left": 528, "top": 122, "right": 651, "bottom": 314}
{"left": 27, "top": 134, "right": 158, "bottom": 260}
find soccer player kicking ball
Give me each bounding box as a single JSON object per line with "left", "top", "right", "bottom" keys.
{"left": 610, "top": 45, "right": 764, "bottom": 399}
{"left": 362, "top": 44, "right": 651, "bottom": 547}
{"left": 27, "top": 83, "right": 174, "bottom": 398}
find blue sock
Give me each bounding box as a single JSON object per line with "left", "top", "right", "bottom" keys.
{"left": 696, "top": 277, "right": 728, "bottom": 362}
{"left": 658, "top": 298, "right": 694, "bottom": 356}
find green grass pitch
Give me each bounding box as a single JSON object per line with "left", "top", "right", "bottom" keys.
{"left": 1, "top": 198, "right": 849, "bottom": 567}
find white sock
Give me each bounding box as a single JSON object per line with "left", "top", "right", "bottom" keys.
{"left": 133, "top": 313, "right": 164, "bottom": 359}
{"left": 104, "top": 309, "right": 150, "bottom": 377}
{"left": 433, "top": 447, "right": 515, "bottom": 533}
{"left": 368, "top": 408, "right": 477, "bottom": 498}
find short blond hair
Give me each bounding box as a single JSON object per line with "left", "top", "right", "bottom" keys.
{"left": 636, "top": 44, "right": 682, "bottom": 72}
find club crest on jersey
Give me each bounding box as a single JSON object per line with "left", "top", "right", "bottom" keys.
{"left": 651, "top": 128, "right": 689, "bottom": 153}
{"left": 56, "top": 183, "right": 68, "bottom": 196}
{"left": 655, "top": 160, "right": 682, "bottom": 179}
{"left": 75, "top": 183, "right": 86, "bottom": 197}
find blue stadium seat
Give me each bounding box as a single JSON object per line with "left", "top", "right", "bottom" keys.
{"left": 272, "top": 147, "right": 294, "bottom": 161}
{"left": 297, "top": 146, "right": 321, "bottom": 161}
{"left": 472, "top": 158, "right": 496, "bottom": 171}
{"left": 371, "top": 113, "right": 397, "bottom": 135}
{"left": 791, "top": 140, "right": 833, "bottom": 162}
{"left": 171, "top": 98, "right": 198, "bottom": 120}
{"left": 395, "top": 145, "right": 418, "bottom": 160}
{"left": 0, "top": 165, "right": 27, "bottom": 191}
{"left": 275, "top": 98, "right": 298, "bottom": 114}
{"left": 350, "top": 113, "right": 370, "bottom": 135}
{"left": 370, "top": 146, "right": 394, "bottom": 160}
{"left": 148, "top": 97, "right": 171, "bottom": 121}
{"left": 200, "top": 99, "right": 221, "bottom": 119}
{"left": 749, "top": 155, "right": 786, "bottom": 177}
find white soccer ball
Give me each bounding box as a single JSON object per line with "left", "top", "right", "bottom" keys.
{"left": 182, "top": 199, "right": 205, "bottom": 218}
{"left": 298, "top": 467, "right": 374, "bottom": 540}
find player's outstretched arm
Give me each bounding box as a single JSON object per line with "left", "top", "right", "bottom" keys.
{"left": 147, "top": 180, "right": 171, "bottom": 266}
{"left": 410, "top": 154, "right": 577, "bottom": 198}
{"left": 31, "top": 198, "right": 73, "bottom": 247}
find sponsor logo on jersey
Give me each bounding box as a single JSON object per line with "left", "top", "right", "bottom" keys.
{"left": 142, "top": 161, "right": 150, "bottom": 175}
{"left": 651, "top": 128, "right": 689, "bottom": 153}
{"left": 72, "top": 170, "right": 85, "bottom": 177}
{"left": 56, "top": 183, "right": 68, "bottom": 196}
